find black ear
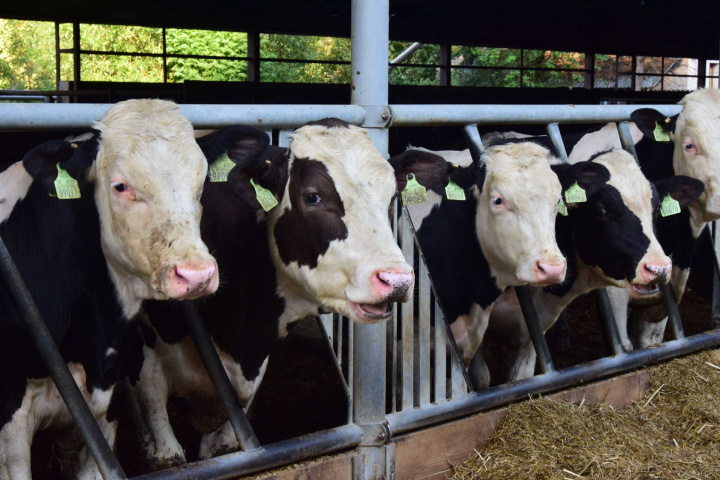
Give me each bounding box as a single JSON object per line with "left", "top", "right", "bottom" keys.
{"left": 654, "top": 175, "right": 704, "bottom": 208}
{"left": 197, "top": 125, "right": 270, "bottom": 165}
{"left": 552, "top": 160, "right": 610, "bottom": 201}
{"left": 630, "top": 108, "right": 678, "bottom": 141}
{"left": 23, "top": 136, "right": 98, "bottom": 190}
{"left": 227, "top": 145, "right": 289, "bottom": 210}
{"left": 389, "top": 150, "right": 455, "bottom": 196}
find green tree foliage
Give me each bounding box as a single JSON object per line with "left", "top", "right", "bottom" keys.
{"left": 0, "top": 19, "right": 55, "bottom": 90}
{"left": 260, "top": 34, "right": 351, "bottom": 83}
{"left": 166, "top": 29, "right": 247, "bottom": 82}
{"left": 388, "top": 42, "right": 440, "bottom": 86}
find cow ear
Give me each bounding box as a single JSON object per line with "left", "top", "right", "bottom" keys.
{"left": 389, "top": 150, "right": 454, "bottom": 195}
{"left": 197, "top": 125, "right": 270, "bottom": 165}
{"left": 227, "top": 146, "right": 289, "bottom": 210}
{"left": 553, "top": 161, "right": 610, "bottom": 200}
{"left": 23, "top": 137, "right": 97, "bottom": 190}
{"left": 630, "top": 108, "right": 678, "bottom": 141}
{"left": 654, "top": 175, "right": 704, "bottom": 208}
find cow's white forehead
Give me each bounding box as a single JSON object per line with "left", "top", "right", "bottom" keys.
{"left": 289, "top": 124, "right": 395, "bottom": 196}
{"left": 594, "top": 150, "right": 652, "bottom": 214}
{"left": 483, "top": 142, "right": 561, "bottom": 202}
{"left": 681, "top": 88, "right": 720, "bottom": 123}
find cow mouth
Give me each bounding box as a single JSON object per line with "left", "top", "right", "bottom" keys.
{"left": 628, "top": 281, "right": 659, "bottom": 296}
{"left": 349, "top": 301, "right": 393, "bottom": 322}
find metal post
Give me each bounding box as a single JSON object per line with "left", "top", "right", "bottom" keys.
{"left": 595, "top": 289, "right": 626, "bottom": 356}
{"left": 546, "top": 123, "right": 568, "bottom": 163}
{"left": 351, "top": 0, "right": 389, "bottom": 478}
{"left": 617, "top": 121, "right": 639, "bottom": 163}
{"left": 660, "top": 283, "right": 686, "bottom": 340}
{"left": 515, "top": 286, "right": 555, "bottom": 374}
{"left": 0, "top": 237, "right": 126, "bottom": 480}
{"left": 708, "top": 225, "right": 720, "bottom": 328}
{"left": 182, "top": 303, "right": 261, "bottom": 451}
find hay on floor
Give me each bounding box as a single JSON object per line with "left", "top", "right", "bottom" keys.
{"left": 452, "top": 350, "right": 720, "bottom": 480}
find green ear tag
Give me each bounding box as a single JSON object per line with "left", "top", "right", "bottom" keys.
{"left": 660, "top": 194, "right": 681, "bottom": 217}
{"left": 53, "top": 163, "right": 81, "bottom": 199}
{"left": 557, "top": 198, "right": 568, "bottom": 216}
{"left": 250, "top": 178, "right": 278, "bottom": 212}
{"left": 653, "top": 122, "right": 671, "bottom": 142}
{"left": 401, "top": 173, "right": 427, "bottom": 206}
{"left": 208, "top": 152, "right": 234, "bottom": 182}
{"left": 564, "top": 182, "right": 587, "bottom": 204}
{"left": 445, "top": 179, "right": 466, "bottom": 201}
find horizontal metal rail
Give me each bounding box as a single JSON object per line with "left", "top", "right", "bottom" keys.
{"left": 132, "top": 424, "right": 362, "bottom": 480}
{"left": 386, "top": 328, "right": 720, "bottom": 435}
{"left": 0, "top": 104, "right": 367, "bottom": 130}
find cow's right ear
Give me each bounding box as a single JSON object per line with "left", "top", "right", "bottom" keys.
{"left": 389, "top": 150, "right": 455, "bottom": 196}
{"left": 227, "top": 146, "right": 289, "bottom": 210}
{"left": 630, "top": 108, "right": 678, "bottom": 141}
{"left": 552, "top": 161, "right": 610, "bottom": 201}
{"left": 22, "top": 138, "right": 97, "bottom": 190}
{"left": 654, "top": 175, "right": 705, "bottom": 208}
{"left": 197, "top": 125, "right": 270, "bottom": 166}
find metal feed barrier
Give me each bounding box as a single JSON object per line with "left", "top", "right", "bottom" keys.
{"left": 2, "top": 1, "right": 720, "bottom": 479}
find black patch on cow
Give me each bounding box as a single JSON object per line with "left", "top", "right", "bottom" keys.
{"left": 274, "top": 158, "right": 348, "bottom": 268}
{"left": 304, "top": 118, "right": 352, "bottom": 129}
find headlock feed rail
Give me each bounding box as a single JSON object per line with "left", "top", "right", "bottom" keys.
{"left": 1, "top": 0, "right": 720, "bottom": 478}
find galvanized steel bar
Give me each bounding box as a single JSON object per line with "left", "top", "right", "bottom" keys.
{"left": 0, "top": 237, "right": 127, "bottom": 480}
{"left": 400, "top": 211, "right": 415, "bottom": 410}
{"left": 388, "top": 42, "right": 424, "bottom": 72}
{"left": 389, "top": 104, "right": 683, "bottom": 126}
{"left": 515, "top": 286, "right": 555, "bottom": 374}
{"left": 183, "top": 303, "right": 261, "bottom": 451}
{"left": 0, "top": 103, "right": 366, "bottom": 131}
{"left": 546, "top": 122, "right": 569, "bottom": 163}
{"left": 617, "top": 121, "right": 640, "bottom": 162}
{"left": 595, "top": 289, "right": 626, "bottom": 356}
{"left": 462, "top": 124, "right": 485, "bottom": 158}
{"left": 316, "top": 316, "right": 351, "bottom": 399}
{"left": 418, "top": 258, "right": 432, "bottom": 405}
{"left": 386, "top": 329, "right": 720, "bottom": 435}
{"left": 660, "top": 283, "right": 686, "bottom": 340}
{"left": 433, "top": 300, "right": 447, "bottom": 402}
{"left": 132, "top": 424, "right": 363, "bottom": 480}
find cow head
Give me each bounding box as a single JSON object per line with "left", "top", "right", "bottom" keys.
{"left": 218, "top": 119, "right": 451, "bottom": 324}
{"left": 553, "top": 150, "right": 703, "bottom": 299}
{"left": 24, "top": 99, "right": 219, "bottom": 317}
{"left": 632, "top": 88, "right": 720, "bottom": 222}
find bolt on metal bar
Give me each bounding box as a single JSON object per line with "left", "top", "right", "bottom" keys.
{"left": 0, "top": 236, "right": 126, "bottom": 480}
{"left": 660, "top": 283, "right": 686, "bottom": 340}
{"left": 515, "top": 286, "right": 556, "bottom": 374}
{"left": 595, "top": 289, "right": 627, "bottom": 356}
{"left": 182, "top": 303, "right": 261, "bottom": 451}
{"left": 546, "top": 122, "right": 569, "bottom": 163}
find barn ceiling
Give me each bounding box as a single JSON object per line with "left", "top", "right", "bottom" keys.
{"left": 0, "top": 0, "right": 717, "bottom": 59}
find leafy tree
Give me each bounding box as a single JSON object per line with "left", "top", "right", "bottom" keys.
{"left": 0, "top": 19, "right": 55, "bottom": 90}
{"left": 260, "top": 34, "right": 351, "bottom": 83}
{"left": 388, "top": 42, "right": 440, "bottom": 86}
{"left": 166, "top": 29, "right": 247, "bottom": 82}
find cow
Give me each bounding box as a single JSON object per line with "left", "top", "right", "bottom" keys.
{"left": 392, "top": 141, "right": 567, "bottom": 388}
{"left": 486, "top": 148, "right": 704, "bottom": 383}
{"left": 124, "top": 119, "right": 453, "bottom": 468}
{"left": 0, "top": 99, "right": 219, "bottom": 480}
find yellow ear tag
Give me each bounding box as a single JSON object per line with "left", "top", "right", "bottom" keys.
{"left": 53, "top": 163, "right": 81, "bottom": 199}
{"left": 653, "top": 122, "right": 671, "bottom": 142}
{"left": 401, "top": 173, "right": 427, "bottom": 206}
{"left": 660, "top": 194, "right": 681, "bottom": 217}
{"left": 445, "top": 179, "right": 466, "bottom": 201}
{"left": 208, "top": 152, "right": 234, "bottom": 182}
{"left": 557, "top": 198, "right": 568, "bottom": 216}
{"left": 564, "top": 182, "right": 586, "bottom": 204}
{"left": 250, "top": 178, "right": 278, "bottom": 212}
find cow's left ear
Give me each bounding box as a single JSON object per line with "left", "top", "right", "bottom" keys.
{"left": 631, "top": 108, "right": 678, "bottom": 141}
{"left": 23, "top": 136, "right": 98, "bottom": 190}
{"left": 654, "top": 175, "right": 705, "bottom": 208}
{"left": 389, "top": 150, "right": 455, "bottom": 195}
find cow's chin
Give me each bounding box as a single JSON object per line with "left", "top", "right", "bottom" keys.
{"left": 626, "top": 280, "right": 661, "bottom": 299}
{"left": 347, "top": 301, "right": 394, "bottom": 324}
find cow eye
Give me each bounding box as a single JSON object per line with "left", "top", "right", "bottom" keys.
{"left": 304, "top": 192, "right": 324, "bottom": 206}
{"left": 491, "top": 197, "right": 503, "bottom": 206}
{"left": 595, "top": 204, "right": 607, "bottom": 216}
{"left": 112, "top": 182, "right": 127, "bottom": 193}
{"left": 684, "top": 143, "right": 696, "bottom": 152}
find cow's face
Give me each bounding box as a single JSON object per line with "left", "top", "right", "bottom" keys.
{"left": 555, "top": 150, "right": 701, "bottom": 299}
{"left": 227, "top": 119, "right": 450, "bottom": 324}
{"left": 92, "top": 100, "right": 218, "bottom": 314}
{"left": 474, "top": 143, "right": 566, "bottom": 289}
{"left": 632, "top": 89, "right": 720, "bottom": 222}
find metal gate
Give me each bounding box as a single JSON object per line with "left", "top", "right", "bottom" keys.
{"left": 1, "top": 0, "right": 720, "bottom": 479}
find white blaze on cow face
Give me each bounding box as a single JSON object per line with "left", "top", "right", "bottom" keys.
{"left": 269, "top": 122, "right": 413, "bottom": 325}
{"left": 672, "top": 89, "right": 720, "bottom": 223}
{"left": 91, "top": 100, "right": 218, "bottom": 317}
{"left": 475, "top": 142, "right": 566, "bottom": 288}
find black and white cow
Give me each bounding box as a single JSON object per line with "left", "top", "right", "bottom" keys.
{"left": 391, "top": 141, "right": 567, "bottom": 387}
{"left": 125, "top": 119, "right": 452, "bottom": 467}
{"left": 0, "top": 99, "right": 219, "bottom": 480}
{"left": 486, "top": 149, "right": 704, "bottom": 383}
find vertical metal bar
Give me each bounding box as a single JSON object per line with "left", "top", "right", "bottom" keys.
{"left": 348, "top": 318, "right": 355, "bottom": 424}
{"left": 617, "top": 121, "right": 639, "bottom": 163}
{"left": 0, "top": 237, "right": 126, "bottom": 480}
{"left": 352, "top": 1, "right": 389, "bottom": 477}
{"left": 660, "top": 283, "right": 686, "bottom": 340}
{"left": 55, "top": 22, "right": 61, "bottom": 90}
{"left": 462, "top": 124, "right": 484, "bottom": 160}
{"left": 400, "top": 211, "right": 414, "bottom": 410}
{"left": 595, "top": 289, "right": 626, "bottom": 356}
{"left": 72, "top": 22, "right": 81, "bottom": 91}
{"left": 315, "top": 317, "right": 351, "bottom": 398}
{"left": 433, "top": 300, "right": 447, "bottom": 402}
{"left": 514, "top": 286, "right": 555, "bottom": 374}
{"left": 247, "top": 31, "right": 260, "bottom": 82}
{"left": 546, "top": 123, "right": 569, "bottom": 163}
{"left": 162, "top": 28, "right": 168, "bottom": 84}
{"left": 278, "top": 129, "right": 293, "bottom": 148}
{"left": 182, "top": 303, "right": 261, "bottom": 451}
{"left": 584, "top": 52, "right": 594, "bottom": 90}
{"left": 709, "top": 225, "right": 720, "bottom": 328}
{"left": 418, "top": 257, "right": 431, "bottom": 405}
{"left": 320, "top": 313, "right": 334, "bottom": 349}
{"left": 439, "top": 43, "right": 451, "bottom": 86}
{"left": 390, "top": 197, "right": 399, "bottom": 412}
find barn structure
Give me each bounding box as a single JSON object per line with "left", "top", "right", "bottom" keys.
{"left": 1, "top": 0, "right": 720, "bottom": 479}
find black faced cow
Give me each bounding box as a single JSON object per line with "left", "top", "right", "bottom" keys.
{"left": 0, "top": 99, "right": 218, "bottom": 480}
{"left": 125, "top": 119, "right": 452, "bottom": 467}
